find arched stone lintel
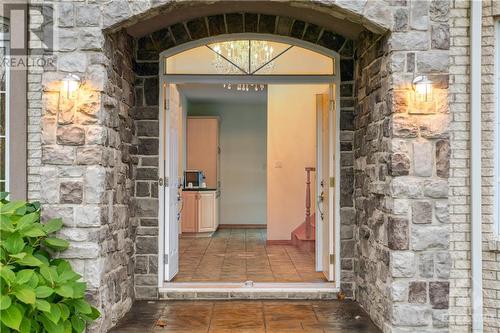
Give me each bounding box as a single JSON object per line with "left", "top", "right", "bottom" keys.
{"left": 101, "top": 0, "right": 391, "bottom": 40}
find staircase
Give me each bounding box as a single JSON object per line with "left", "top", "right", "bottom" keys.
{"left": 291, "top": 167, "right": 316, "bottom": 254}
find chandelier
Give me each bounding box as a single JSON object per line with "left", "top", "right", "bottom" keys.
{"left": 208, "top": 40, "right": 277, "bottom": 91}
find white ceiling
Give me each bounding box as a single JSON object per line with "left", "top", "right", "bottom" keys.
{"left": 177, "top": 83, "right": 267, "bottom": 104}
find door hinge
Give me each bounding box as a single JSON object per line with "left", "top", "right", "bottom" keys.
{"left": 330, "top": 177, "right": 335, "bottom": 187}
{"left": 330, "top": 254, "right": 335, "bottom": 265}
{"left": 165, "top": 177, "right": 169, "bottom": 187}
{"left": 164, "top": 254, "right": 168, "bottom": 264}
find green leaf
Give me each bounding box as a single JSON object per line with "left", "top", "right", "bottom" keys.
{"left": 13, "top": 287, "right": 36, "bottom": 304}
{"left": 0, "top": 216, "right": 14, "bottom": 232}
{"left": 58, "top": 270, "right": 80, "bottom": 283}
{"left": 59, "top": 303, "right": 70, "bottom": 321}
{"left": 0, "top": 266, "right": 15, "bottom": 285}
{"left": 0, "top": 201, "right": 26, "bottom": 214}
{"left": 42, "top": 218, "right": 63, "bottom": 234}
{"left": 40, "top": 266, "right": 57, "bottom": 285}
{"left": 70, "top": 316, "right": 85, "bottom": 333}
{"left": 45, "top": 303, "right": 61, "bottom": 324}
{"left": 3, "top": 233, "right": 25, "bottom": 254}
{"left": 16, "top": 269, "right": 34, "bottom": 285}
{"left": 16, "top": 213, "right": 38, "bottom": 230}
{"left": 35, "top": 286, "right": 54, "bottom": 298}
{"left": 26, "top": 272, "right": 39, "bottom": 288}
{"left": 73, "top": 299, "right": 91, "bottom": 315}
{"left": 55, "top": 285, "right": 73, "bottom": 298}
{"left": 0, "top": 295, "right": 11, "bottom": 310}
{"left": 35, "top": 299, "right": 51, "bottom": 312}
{"left": 71, "top": 282, "right": 86, "bottom": 297}
{"left": 0, "top": 304, "right": 22, "bottom": 330}
{"left": 18, "top": 317, "right": 31, "bottom": 333}
{"left": 22, "top": 225, "right": 46, "bottom": 238}
{"left": 40, "top": 314, "right": 64, "bottom": 333}
{"left": 8, "top": 252, "right": 26, "bottom": 260}
{"left": 17, "top": 254, "right": 43, "bottom": 267}
{"left": 43, "top": 238, "right": 69, "bottom": 251}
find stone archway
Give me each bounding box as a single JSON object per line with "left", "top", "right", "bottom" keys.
{"left": 34, "top": 1, "right": 451, "bottom": 332}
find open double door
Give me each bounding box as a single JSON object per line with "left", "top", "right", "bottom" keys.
{"left": 159, "top": 79, "right": 339, "bottom": 285}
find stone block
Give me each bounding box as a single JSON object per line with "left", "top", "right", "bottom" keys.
{"left": 419, "top": 114, "right": 449, "bottom": 139}
{"left": 391, "top": 281, "right": 408, "bottom": 302}
{"left": 42, "top": 145, "right": 75, "bottom": 165}
{"left": 40, "top": 166, "right": 59, "bottom": 204}
{"left": 78, "top": 28, "right": 105, "bottom": 50}
{"left": 86, "top": 126, "right": 107, "bottom": 145}
{"left": 102, "top": 0, "right": 131, "bottom": 28}
{"left": 135, "top": 286, "right": 158, "bottom": 300}
{"left": 417, "top": 51, "right": 448, "bottom": 73}
{"left": 136, "top": 199, "right": 158, "bottom": 218}
{"left": 423, "top": 179, "right": 448, "bottom": 198}
{"left": 391, "top": 153, "right": 410, "bottom": 176}
{"left": 84, "top": 166, "right": 107, "bottom": 204}
{"left": 58, "top": 52, "right": 87, "bottom": 73}
{"left": 390, "top": 31, "right": 429, "bottom": 51}
{"left": 429, "top": 282, "right": 449, "bottom": 309}
{"left": 411, "top": 226, "right": 449, "bottom": 251}
{"left": 57, "top": 125, "right": 85, "bottom": 145}
{"left": 392, "top": 115, "right": 418, "bottom": 138}
{"left": 435, "top": 252, "right": 451, "bottom": 279}
{"left": 391, "top": 251, "right": 416, "bottom": 277}
{"left": 391, "top": 177, "right": 423, "bottom": 198}
{"left": 76, "top": 146, "right": 104, "bottom": 165}
{"left": 393, "top": 199, "right": 409, "bottom": 215}
{"left": 393, "top": 8, "right": 408, "bottom": 31}
{"left": 134, "top": 256, "right": 148, "bottom": 274}
{"left": 57, "top": 3, "right": 74, "bottom": 27}
{"left": 388, "top": 216, "right": 409, "bottom": 250}
{"left": 410, "top": 0, "right": 428, "bottom": 30}
{"left": 430, "top": 0, "right": 449, "bottom": 22}
{"left": 435, "top": 140, "right": 450, "bottom": 178}
{"left": 75, "top": 4, "right": 100, "bottom": 26}
{"left": 60, "top": 181, "right": 83, "bottom": 204}
{"left": 136, "top": 236, "right": 158, "bottom": 254}
{"left": 432, "top": 309, "right": 449, "bottom": 328}
{"left": 408, "top": 281, "right": 427, "bottom": 304}
{"left": 434, "top": 201, "right": 449, "bottom": 224}
{"left": 75, "top": 205, "right": 103, "bottom": 227}
{"left": 412, "top": 201, "right": 432, "bottom": 224}
{"left": 431, "top": 24, "right": 450, "bottom": 50}
{"left": 58, "top": 241, "right": 99, "bottom": 259}
{"left": 418, "top": 253, "right": 434, "bottom": 278}
{"left": 413, "top": 141, "right": 432, "bottom": 177}
{"left": 391, "top": 304, "right": 431, "bottom": 326}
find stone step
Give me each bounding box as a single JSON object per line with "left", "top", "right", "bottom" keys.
{"left": 159, "top": 282, "right": 339, "bottom": 300}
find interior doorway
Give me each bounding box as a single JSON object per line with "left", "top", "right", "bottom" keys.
{"left": 157, "top": 35, "right": 340, "bottom": 289}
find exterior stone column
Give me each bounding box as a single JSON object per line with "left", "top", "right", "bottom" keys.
{"left": 38, "top": 2, "right": 136, "bottom": 330}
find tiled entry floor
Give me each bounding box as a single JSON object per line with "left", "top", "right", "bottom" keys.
{"left": 109, "top": 300, "right": 381, "bottom": 333}
{"left": 173, "top": 228, "right": 326, "bottom": 283}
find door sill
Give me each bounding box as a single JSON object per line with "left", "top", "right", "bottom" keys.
{"left": 159, "top": 282, "right": 339, "bottom": 300}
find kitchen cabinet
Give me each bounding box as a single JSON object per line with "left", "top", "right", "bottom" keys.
{"left": 181, "top": 190, "right": 219, "bottom": 234}
{"left": 186, "top": 117, "right": 220, "bottom": 189}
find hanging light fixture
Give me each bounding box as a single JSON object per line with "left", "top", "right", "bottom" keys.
{"left": 412, "top": 75, "right": 433, "bottom": 102}
{"left": 61, "top": 73, "right": 81, "bottom": 99}
{"left": 209, "top": 40, "right": 276, "bottom": 92}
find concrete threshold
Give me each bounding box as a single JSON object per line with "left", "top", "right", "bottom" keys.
{"left": 159, "top": 282, "right": 339, "bottom": 300}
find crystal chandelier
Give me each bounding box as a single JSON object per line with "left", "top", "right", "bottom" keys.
{"left": 208, "top": 40, "right": 275, "bottom": 91}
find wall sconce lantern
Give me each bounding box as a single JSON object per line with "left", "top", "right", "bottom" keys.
{"left": 412, "top": 75, "right": 433, "bottom": 103}
{"left": 61, "top": 73, "right": 81, "bottom": 99}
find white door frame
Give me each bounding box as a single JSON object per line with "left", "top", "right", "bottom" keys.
{"left": 158, "top": 34, "right": 341, "bottom": 289}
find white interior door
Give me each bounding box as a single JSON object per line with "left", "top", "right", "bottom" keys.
{"left": 160, "top": 80, "right": 181, "bottom": 281}
{"left": 316, "top": 91, "right": 336, "bottom": 281}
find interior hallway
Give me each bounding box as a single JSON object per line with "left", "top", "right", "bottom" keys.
{"left": 109, "top": 300, "right": 381, "bottom": 333}
{"left": 173, "top": 228, "right": 326, "bottom": 283}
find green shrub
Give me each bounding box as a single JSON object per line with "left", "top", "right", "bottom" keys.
{"left": 0, "top": 193, "right": 100, "bottom": 332}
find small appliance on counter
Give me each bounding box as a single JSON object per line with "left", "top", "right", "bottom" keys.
{"left": 184, "top": 170, "right": 205, "bottom": 188}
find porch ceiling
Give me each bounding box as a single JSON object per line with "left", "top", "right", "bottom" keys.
{"left": 126, "top": 1, "right": 366, "bottom": 41}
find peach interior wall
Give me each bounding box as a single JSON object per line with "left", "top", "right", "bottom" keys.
{"left": 267, "top": 84, "right": 329, "bottom": 240}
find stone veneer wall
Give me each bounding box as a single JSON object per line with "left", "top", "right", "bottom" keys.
{"left": 353, "top": 1, "right": 452, "bottom": 331}
{"left": 39, "top": 28, "right": 136, "bottom": 331}
{"left": 129, "top": 13, "right": 358, "bottom": 299}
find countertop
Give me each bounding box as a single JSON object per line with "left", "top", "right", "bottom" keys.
{"left": 182, "top": 188, "right": 217, "bottom": 192}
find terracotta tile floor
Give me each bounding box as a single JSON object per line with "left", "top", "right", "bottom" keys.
{"left": 109, "top": 300, "right": 382, "bottom": 333}
{"left": 173, "top": 228, "right": 326, "bottom": 283}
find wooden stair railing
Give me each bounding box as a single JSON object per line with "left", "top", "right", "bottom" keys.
{"left": 304, "top": 167, "right": 316, "bottom": 239}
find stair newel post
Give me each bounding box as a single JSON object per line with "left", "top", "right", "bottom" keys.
{"left": 305, "top": 167, "right": 316, "bottom": 239}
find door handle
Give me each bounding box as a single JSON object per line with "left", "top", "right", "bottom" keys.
{"left": 158, "top": 178, "right": 164, "bottom": 186}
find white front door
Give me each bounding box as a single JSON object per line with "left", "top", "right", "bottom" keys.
{"left": 160, "top": 80, "right": 181, "bottom": 281}
{"left": 316, "top": 90, "right": 336, "bottom": 282}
